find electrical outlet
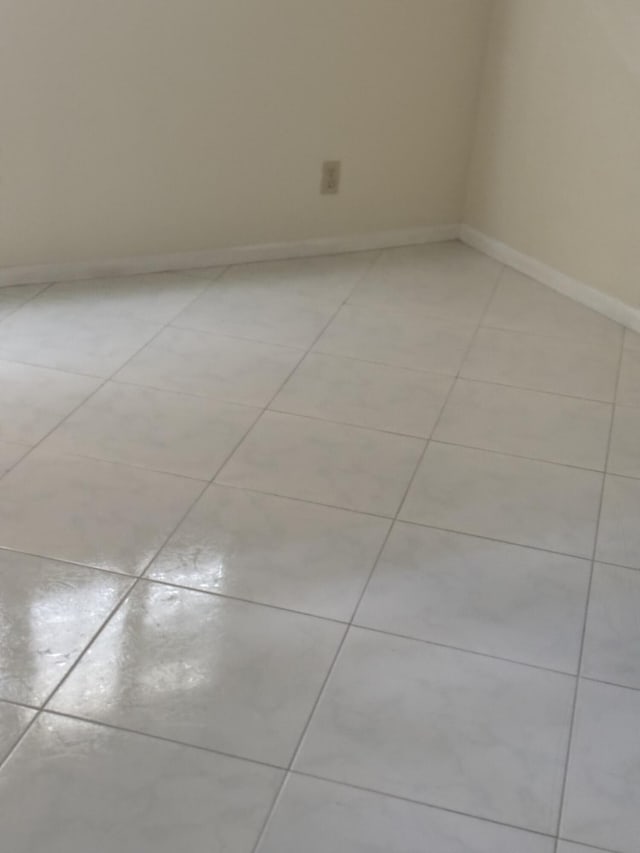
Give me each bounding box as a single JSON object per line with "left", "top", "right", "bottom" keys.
{"left": 321, "top": 160, "right": 341, "bottom": 195}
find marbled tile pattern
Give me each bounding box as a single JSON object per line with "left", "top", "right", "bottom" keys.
{"left": 0, "top": 244, "right": 634, "bottom": 852}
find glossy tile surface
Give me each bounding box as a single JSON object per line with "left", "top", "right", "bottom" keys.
{"left": 0, "top": 551, "right": 131, "bottom": 705}
{"left": 561, "top": 680, "right": 640, "bottom": 853}
{"left": 0, "top": 703, "right": 35, "bottom": 762}
{"left": 50, "top": 583, "right": 344, "bottom": 764}
{"left": 217, "top": 411, "right": 424, "bottom": 516}
{"left": 0, "top": 452, "right": 202, "bottom": 574}
{"left": 462, "top": 327, "right": 620, "bottom": 401}
{"left": 295, "top": 628, "right": 574, "bottom": 832}
{"left": 0, "top": 246, "right": 635, "bottom": 849}
{"left": 42, "top": 382, "right": 259, "bottom": 479}
{"left": 115, "top": 326, "right": 303, "bottom": 406}
{"left": 596, "top": 474, "right": 640, "bottom": 569}
{"left": 314, "top": 303, "right": 475, "bottom": 374}
{"left": 259, "top": 774, "right": 555, "bottom": 853}
{"left": 434, "top": 378, "right": 612, "bottom": 469}
{"left": 0, "top": 361, "right": 100, "bottom": 445}
{"left": 271, "top": 352, "right": 453, "bottom": 436}
{"left": 483, "top": 268, "right": 623, "bottom": 344}
{"left": 148, "top": 485, "right": 390, "bottom": 619}
{"left": 582, "top": 563, "right": 640, "bottom": 689}
{"left": 0, "top": 714, "right": 282, "bottom": 853}
{"left": 356, "top": 524, "right": 589, "bottom": 672}
{"left": 400, "top": 443, "right": 602, "bottom": 556}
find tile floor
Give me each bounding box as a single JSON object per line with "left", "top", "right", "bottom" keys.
{"left": 0, "top": 241, "right": 637, "bottom": 852}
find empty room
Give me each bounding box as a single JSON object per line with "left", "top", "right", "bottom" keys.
{"left": 0, "top": 1, "right": 639, "bottom": 851}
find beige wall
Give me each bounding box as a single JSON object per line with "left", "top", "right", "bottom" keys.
{"left": 465, "top": 0, "right": 640, "bottom": 309}
{"left": 0, "top": 0, "right": 490, "bottom": 267}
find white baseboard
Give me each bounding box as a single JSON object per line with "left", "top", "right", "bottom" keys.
{"left": 0, "top": 224, "right": 459, "bottom": 288}
{"left": 5, "top": 221, "right": 637, "bottom": 335}
{"left": 460, "top": 225, "right": 640, "bottom": 335}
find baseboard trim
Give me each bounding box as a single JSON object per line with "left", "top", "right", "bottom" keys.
{"left": 460, "top": 225, "right": 640, "bottom": 335}
{"left": 0, "top": 224, "right": 459, "bottom": 288}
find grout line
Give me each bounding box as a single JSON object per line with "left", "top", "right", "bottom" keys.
{"left": 0, "top": 280, "right": 56, "bottom": 325}
{"left": 0, "top": 571, "right": 137, "bottom": 774}
{"left": 453, "top": 373, "right": 617, "bottom": 406}
{"left": 580, "top": 675, "right": 640, "bottom": 693}
{"left": 556, "top": 841, "right": 623, "bottom": 853}
{"left": 0, "top": 271, "right": 251, "bottom": 774}
{"left": 287, "top": 769, "right": 558, "bottom": 843}
{"left": 0, "top": 701, "right": 580, "bottom": 850}
{"left": 397, "top": 519, "right": 593, "bottom": 561}
{"left": 590, "top": 557, "right": 640, "bottom": 573}
{"left": 168, "top": 321, "right": 308, "bottom": 352}
{"left": 35, "top": 708, "right": 289, "bottom": 773}
{"left": 480, "top": 321, "right": 625, "bottom": 347}
{"left": 0, "top": 253, "right": 630, "bottom": 849}
{"left": 251, "top": 262, "right": 507, "bottom": 852}
{"left": 448, "top": 373, "right": 619, "bottom": 405}
{"left": 552, "top": 332, "right": 626, "bottom": 852}
{"left": 6, "top": 534, "right": 635, "bottom": 687}
{"left": 349, "top": 624, "right": 576, "bottom": 679}
{"left": 249, "top": 626, "right": 351, "bottom": 853}
{"left": 248, "top": 251, "right": 384, "bottom": 853}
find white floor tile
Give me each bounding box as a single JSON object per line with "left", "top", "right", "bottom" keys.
{"left": 0, "top": 283, "right": 48, "bottom": 322}
{"left": 557, "top": 844, "right": 616, "bottom": 853}
{"left": 259, "top": 774, "right": 554, "bottom": 853}
{"left": 616, "top": 348, "right": 640, "bottom": 407}
{"left": 0, "top": 361, "right": 100, "bottom": 446}
{"left": 349, "top": 241, "right": 500, "bottom": 323}
{"left": 608, "top": 405, "right": 640, "bottom": 478}
{"left": 174, "top": 289, "right": 337, "bottom": 350}
{"left": 41, "top": 382, "right": 259, "bottom": 479}
{"left": 355, "top": 524, "right": 589, "bottom": 672}
{"left": 207, "top": 253, "right": 376, "bottom": 304}
{"left": 115, "top": 326, "right": 302, "bottom": 406}
{"left": 0, "top": 296, "right": 162, "bottom": 377}
{"left": 462, "top": 328, "right": 620, "bottom": 402}
{"left": 0, "top": 702, "right": 35, "bottom": 763}
{"left": 0, "top": 247, "right": 635, "bottom": 849}
{"left": 483, "top": 268, "right": 623, "bottom": 345}
{"left": 561, "top": 680, "right": 640, "bottom": 853}
{"left": 434, "top": 379, "right": 612, "bottom": 469}
{"left": 0, "top": 441, "right": 29, "bottom": 476}
{"left": 582, "top": 563, "right": 640, "bottom": 689}
{"left": 400, "top": 443, "right": 602, "bottom": 557}
{"left": 0, "top": 714, "right": 282, "bottom": 853}
{"left": 596, "top": 474, "right": 640, "bottom": 569}
{"left": 0, "top": 551, "right": 131, "bottom": 706}
{"left": 0, "top": 451, "right": 202, "bottom": 574}
{"left": 271, "top": 352, "right": 453, "bottom": 437}
{"left": 49, "top": 583, "right": 344, "bottom": 765}
{"left": 148, "top": 485, "right": 390, "bottom": 620}
{"left": 41, "top": 271, "right": 214, "bottom": 325}
{"left": 172, "top": 254, "right": 372, "bottom": 349}
{"left": 295, "top": 628, "right": 574, "bottom": 832}
{"left": 0, "top": 551, "right": 131, "bottom": 705}
{"left": 217, "top": 411, "right": 424, "bottom": 516}
{"left": 314, "top": 303, "right": 475, "bottom": 375}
